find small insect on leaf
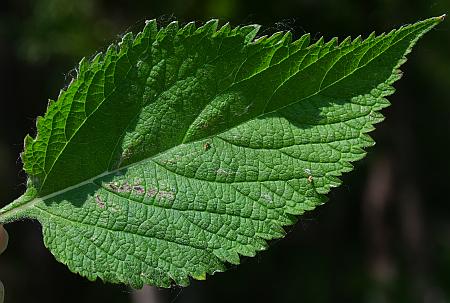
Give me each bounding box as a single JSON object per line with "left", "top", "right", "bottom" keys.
{"left": 203, "top": 142, "right": 211, "bottom": 151}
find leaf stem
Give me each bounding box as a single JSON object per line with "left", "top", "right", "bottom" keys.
{"left": 0, "top": 188, "right": 39, "bottom": 224}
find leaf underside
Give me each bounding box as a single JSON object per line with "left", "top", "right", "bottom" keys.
{"left": 0, "top": 16, "right": 443, "bottom": 288}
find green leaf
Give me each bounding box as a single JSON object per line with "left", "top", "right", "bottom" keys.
{"left": 0, "top": 16, "right": 444, "bottom": 288}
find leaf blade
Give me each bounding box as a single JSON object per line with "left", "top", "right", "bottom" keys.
{"left": 0, "top": 16, "right": 444, "bottom": 287}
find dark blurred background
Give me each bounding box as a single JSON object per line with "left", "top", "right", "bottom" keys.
{"left": 0, "top": 0, "right": 449, "bottom": 302}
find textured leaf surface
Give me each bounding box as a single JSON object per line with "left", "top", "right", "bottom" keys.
{"left": 0, "top": 16, "right": 443, "bottom": 287}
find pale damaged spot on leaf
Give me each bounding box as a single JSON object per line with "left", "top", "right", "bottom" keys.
{"left": 146, "top": 188, "right": 175, "bottom": 201}
{"left": 95, "top": 194, "right": 105, "bottom": 209}
{"left": 216, "top": 168, "right": 231, "bottom": 176}
{"left": 107, "top": 181, "right": 146, "bottom": 195}
{"left": 132, "top": 185, "right": 145, "bottom": 195}
{"left": 261, "top": 193, "right": 273, "bottom": 203}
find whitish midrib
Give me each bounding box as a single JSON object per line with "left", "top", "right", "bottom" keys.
{"left": 0, "top": 169, "right": 111, "bottom": 223}
{"left": 0, "top": 139, "right": 192, "bottom": 223}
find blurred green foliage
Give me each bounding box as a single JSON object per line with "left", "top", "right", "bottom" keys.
{"left": 18, "top": 0, "right": 108, "bottom": 62}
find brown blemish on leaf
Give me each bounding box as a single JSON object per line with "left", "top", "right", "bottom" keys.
{"left": 146, "top": 188, "right": 175, "bottom": 201}
{"left": 95, "top": 195, "right": 105, "bottom": 208}
{"left": 203, "top": 142, "right": 211, "bottom": 151}
{"left": 107, "top": 181, "right": 167, "bottom": 198}
{"left": 118, "top": 183, "right": 132, "bottom": 193}
{"left": 133, "top": 185, "right": 145, "bottom": 195}
{"left": 158, "top": 191, "right": 175, "bottom": 201}
{"left": 108, "top": 182, "right": 119, "bottom": 191}
{"left": 108, "top": 182, "right": 133, "bottom": 193}
{"left": 147, "top": 189, "right": 157, "bottom": 198}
